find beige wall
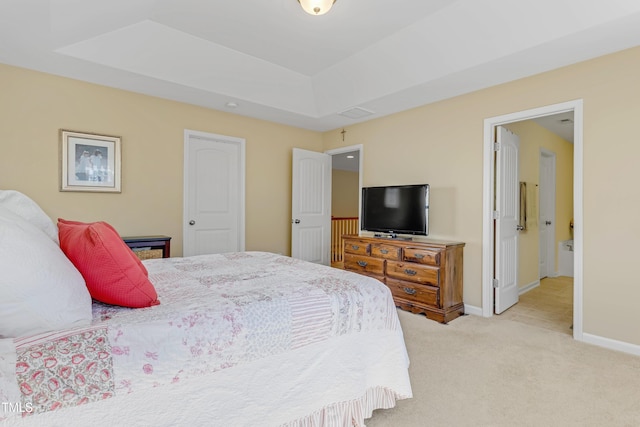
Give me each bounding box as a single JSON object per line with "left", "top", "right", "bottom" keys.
{"left": 505, "top": 120, "right": 574, "bottom": 289}
{"left": 3, "top": 45, "right": 640, "bottom": 346}
{"left": 331, "top": 169, "right": 359, "bottom": 217}
{"left": 0, "top": 63, "right": 323, "bottom": 257}
{"left": 323, "top": 46, "right": 640, "bottom": 346}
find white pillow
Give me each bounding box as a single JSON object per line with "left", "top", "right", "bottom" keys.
{"left": 0, "top": 207, "right": 92, "bottom": 338}
{"left": 0, "top": 190, "right": 59, "bottom": 244}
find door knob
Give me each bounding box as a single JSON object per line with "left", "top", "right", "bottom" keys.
{"left": 516, "top": 225, "right": 524, "bottom": 231}
{"left": 189, "top": 220, "right": 196, "bottom": 225}
{"left": 545, "top": 221, "right": 552, "bottom": 225}
{"left": 292, "top": 219, "right": 301, "bottom": 224}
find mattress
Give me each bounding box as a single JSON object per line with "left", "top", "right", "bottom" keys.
{"left": 1, "top": 252, "right": 412, "bottom": 426}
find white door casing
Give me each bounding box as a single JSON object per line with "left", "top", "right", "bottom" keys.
{"left": 539, "top": 149, "right": 556, "bottom": 278}
{"left": 494, "top": 126, "right": 520, "bottom": 314}
{"left": 183, "top": 130, "right": 245, "bottom": 257}
{"left": 482, "top": 99, "right": 583, "bottom": 341}
{"left": 291, "top": 148, "right": 331, "bottom": 265}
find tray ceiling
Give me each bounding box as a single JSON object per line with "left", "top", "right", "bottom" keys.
{"left": 2, "top": 0, "right": 640, "bottom": 131}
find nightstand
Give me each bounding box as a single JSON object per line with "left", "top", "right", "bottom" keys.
{"left": 122, "top": 235, "right": 171, "bottom": 260}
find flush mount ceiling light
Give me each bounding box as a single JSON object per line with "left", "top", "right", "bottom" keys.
{"left": 297, "top": 0, "right": 336, "bottom": 16}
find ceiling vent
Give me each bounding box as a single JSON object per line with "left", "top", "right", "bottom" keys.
{"left": 338, "top": 106, "right": 375, "bottom": 119}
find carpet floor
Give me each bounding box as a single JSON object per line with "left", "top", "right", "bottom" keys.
{"left": 367, "top": 280, "right": 640, "bottom": 426}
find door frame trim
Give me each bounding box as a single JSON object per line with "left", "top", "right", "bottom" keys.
{"left": 482, "top": 100, "right": 583, "bottom": 341}
{"left": 183, "top": 129, "right": 246, "bottom": 256}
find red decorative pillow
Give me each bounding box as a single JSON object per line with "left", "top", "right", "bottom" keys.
{"left": 58, "top": 219, "right": 160, "bottom": 308}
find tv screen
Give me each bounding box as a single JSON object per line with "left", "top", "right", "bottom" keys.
{"left": 361, "top": 184, "right": 429, "bottom": 236}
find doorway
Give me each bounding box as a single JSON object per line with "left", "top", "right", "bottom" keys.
{"left": 290, "top": 144, "right": 362, "bottom": 266}
{"left": 328, "top": 146, "right": 362, "bottom": 267}
{"left": 482, "top": 100, "right": 583, "bottom": 341}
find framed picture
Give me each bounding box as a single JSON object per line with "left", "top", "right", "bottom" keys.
{"left": 60, "top": 130, "right": 121, "bottom": 193}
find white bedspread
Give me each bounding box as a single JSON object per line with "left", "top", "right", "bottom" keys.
{"left": 1, "top": 252, "right": 412, "bottom": 426}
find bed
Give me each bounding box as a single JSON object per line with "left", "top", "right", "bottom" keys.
{"left": 0, "top": 191, "right": 412, "bottom": 426}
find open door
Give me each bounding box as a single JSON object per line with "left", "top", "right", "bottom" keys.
{"left": 291, "top": 148, "right": 331, "bottom": 265}
{"left": 494, "top": 126, "right": 520, "bottom": 314}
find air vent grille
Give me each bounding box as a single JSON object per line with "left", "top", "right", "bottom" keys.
{"left": 338, "top": 107, "right": 375, "bottom": 119}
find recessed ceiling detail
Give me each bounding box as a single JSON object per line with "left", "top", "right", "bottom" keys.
{"left": 2, "top": 1, "right": 640, "bottom": 131}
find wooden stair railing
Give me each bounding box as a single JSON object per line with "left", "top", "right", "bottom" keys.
{"left": 331, "top": 217, "right": 359, "bottom": 264}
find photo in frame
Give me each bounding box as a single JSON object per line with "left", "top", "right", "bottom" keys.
{"left": 60, "top": 130, "right": 121, "bottom": 192}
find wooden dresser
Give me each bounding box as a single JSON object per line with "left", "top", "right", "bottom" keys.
{"left": 343, "top": 235, "right": 465, "bottom": 323}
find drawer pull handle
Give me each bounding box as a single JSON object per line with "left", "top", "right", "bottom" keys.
{"left": 380, "top": 249, "right": 389, "bottom": 254}
{"left": 404, "top": 269, "right": 417, "bottom": 276}
{"left": 403, "top": 287, "right": 417, "bottom": 295}
{"left": 357, "top": 260, "right": 368, "bottom": 267}
{"left": 415, "top": 253, "right": 424, "bottom": 259}
{"left": 351, "top": 245, "right": 360, "bottom": 250}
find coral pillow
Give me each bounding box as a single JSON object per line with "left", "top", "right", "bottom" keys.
{"left": 58, "top": 219, "right": 160, "bottom": 308}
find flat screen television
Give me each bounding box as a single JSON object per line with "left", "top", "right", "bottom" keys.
{"left": 361, "top": 184, "right": 429, "bottom": 237}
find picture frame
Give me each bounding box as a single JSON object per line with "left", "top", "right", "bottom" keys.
{"left": 60, "top": 130, "right": 121, "bottom": 193}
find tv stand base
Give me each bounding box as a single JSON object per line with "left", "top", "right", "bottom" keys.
{"left": 373, "top": 233, "right": 413, "bottom": 241}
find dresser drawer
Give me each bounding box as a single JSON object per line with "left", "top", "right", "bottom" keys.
{"left": 386, "top": 278, "right": 439, "bottom": 307}
{"left": 344, "top": 240, "right": 370, "bottom": 256}
{"left": 403, "top": 247, "right": 441, "bottom": 265}
{"left": 371, "top": 244, "right": 402, "bottom": 260}
{"left": 341, "top": 236, "right": 464, "bottom": 323}
{"left": 386, "top": 260, "right": 439, "bottom": 286}
{"left": 344, "top": 254, "right": 384, "bottom": 276}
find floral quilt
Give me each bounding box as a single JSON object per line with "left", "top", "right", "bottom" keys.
{"left": 1, "top": 252, "right": 402, "bottom": 421}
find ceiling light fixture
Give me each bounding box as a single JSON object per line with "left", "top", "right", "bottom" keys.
{"left": 297, "top": 0, "right": 336, "bottom": 16}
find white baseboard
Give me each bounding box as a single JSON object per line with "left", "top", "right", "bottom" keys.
{"left": 581, "top": 333, "right": 640, "bottom": 357}
{"left": 464, "top": 306, "right": 640, "bottom": 356}
{"left": 465, "top": 304, "right": 640, "bottom": 356}
{"left": 519, "top": 280, "right": 540, "bottom": 295}
{"left": 464, "top": 281, "right": 538, "bottom": 318}
{"left": 464, "top": 304, "right": 483, "bottom": 317}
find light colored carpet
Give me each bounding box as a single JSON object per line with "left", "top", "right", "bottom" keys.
{"left": 499, "top": 276, "right": 574, "bottom": 335}
{"left": 367, "top": 308, "right": 640, "bottom": 426}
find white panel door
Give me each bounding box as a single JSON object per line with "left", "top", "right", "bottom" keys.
{"left": 539, "top": 150, "right": 556, "bottom": 278}
{"left": 184, "top": 130, "right": 245, "bottom": 257}
{"left": 291, "top": 148, "right": 331, "bottom": 265}
{"left": 495, "top": 126, "right": 520, "bottom": 314}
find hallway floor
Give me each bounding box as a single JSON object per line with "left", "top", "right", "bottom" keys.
{"left": 499, "top": 276, "right": 574, "bottom": 335}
